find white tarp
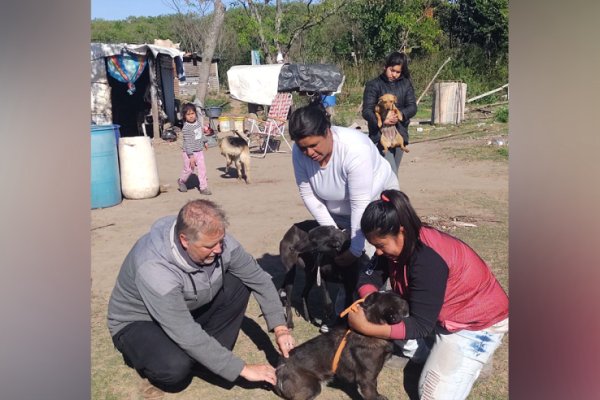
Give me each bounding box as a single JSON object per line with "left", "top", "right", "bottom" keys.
{"left": 226, "top": 64, "right": 284, "bottom": 106}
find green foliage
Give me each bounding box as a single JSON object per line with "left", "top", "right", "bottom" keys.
{"left": 496, "top": 146, "right": 509, "bottom": 158}
{"left": 446, "top": 0, "right": 509, "bottom": 60}
{"left": 344, "top": 0, "right": 446, "bottom": 61}
{"left": 495, "top": 106, "right": 509, "bottom": 123}
{"left": 91, "top": 16, "right": 179, "bottom": 44}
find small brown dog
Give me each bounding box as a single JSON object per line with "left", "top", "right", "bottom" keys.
{"left": 374, "top": 94, "right": 409, "bottom": 154}
{"left": 273, "top": 291, "right": 409, "bottom": 400}
{"left": 218, "top": 135, "right": 251, "bottom": 184}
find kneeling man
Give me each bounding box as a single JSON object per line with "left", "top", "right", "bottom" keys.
{"left": 107, "top": 199, "right": 295, "bottom": 398}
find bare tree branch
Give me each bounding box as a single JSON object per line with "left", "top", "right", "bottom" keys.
{"left": 247, "top": 0, "right": 273, "bottom": 63}
{"left": 284, "top": 0, "right": 349, "bottom": 56}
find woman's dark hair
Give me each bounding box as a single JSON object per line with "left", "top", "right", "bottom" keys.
{"left": 384, "top": 51, "right": 411, "bottom": 80}
{"left": 288, "top": 102, "right": 331, "bottom": 141}
{"left": 361, "top": 189, "right": 422, "bottom": 263}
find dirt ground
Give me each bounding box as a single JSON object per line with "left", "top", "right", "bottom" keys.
{"left": 91, "top": 110, "right": 508, "bottom": 399}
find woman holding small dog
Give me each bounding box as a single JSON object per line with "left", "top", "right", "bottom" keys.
{"left": 289, "top": 103, "right": 398, "bottom": 269}
{"left": 348, "top": 189, "right": 509, "bottom": 400}
{"left": 362, "top": 51, "right": 417, "bottom": 175}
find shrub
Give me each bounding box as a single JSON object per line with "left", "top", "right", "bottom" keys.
{"left": 495, "top": 106, "right": 508, "bottom": 123}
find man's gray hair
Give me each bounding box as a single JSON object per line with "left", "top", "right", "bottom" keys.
{"left": 175, "top": 199, "right": 229, "bottom": 242}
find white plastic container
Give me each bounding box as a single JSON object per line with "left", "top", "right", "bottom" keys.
{"left": 118, "top": 136, "right": 160, "bottom": 199}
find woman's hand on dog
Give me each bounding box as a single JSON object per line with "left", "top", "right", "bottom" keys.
{"left": 274, "top": 325, "right": 295, "bottom": 358}
{"left": 383, "top": 111, "right": 401, "bottom": 125}
{"left": 347, "top": 300, "right": 393, "bottom": 339}
{"left": 239, "top": 363, "right": 277, "bottom": 385}
{"left": 334, "top": 249, "right": 358, "bottom": 267}
{"left": 383, "top": 112, "right": 398, "bottom": 125}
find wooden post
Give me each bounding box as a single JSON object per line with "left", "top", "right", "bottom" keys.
{"left": 147, "top": 55, "right": 159, "bottom": 138}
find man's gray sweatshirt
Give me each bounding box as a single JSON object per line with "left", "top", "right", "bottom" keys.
{"left": 107, "top": 216, "right": 286, "bottom": 382}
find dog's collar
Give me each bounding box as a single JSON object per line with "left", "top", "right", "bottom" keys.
{"left": 331, "top": 298, "right": 366, "bottom": 373}
{"left": 331, "top": 329, "right": 351, "bottom": 373}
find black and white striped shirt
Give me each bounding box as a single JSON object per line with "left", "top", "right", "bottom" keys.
{"left": 181, "top": 120, "right": 206, "bottom": 155}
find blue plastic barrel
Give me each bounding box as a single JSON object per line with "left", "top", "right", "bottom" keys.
{"left": 91, "top": 125, "right": 122, "bottom": 209}
{"left": 321, "top": 94, "right": 336, "bottom": 107}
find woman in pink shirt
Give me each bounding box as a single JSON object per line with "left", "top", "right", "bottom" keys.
{"left": 348, "top": 189, "right": 508, "bottom": 400}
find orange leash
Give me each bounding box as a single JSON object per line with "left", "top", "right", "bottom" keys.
{"left": 331, "top": 298, "right": 365, "bottom": 373}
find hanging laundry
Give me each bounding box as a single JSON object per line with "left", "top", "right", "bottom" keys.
{"left": 174, "top": 55, "right": 186, "bottom": 82}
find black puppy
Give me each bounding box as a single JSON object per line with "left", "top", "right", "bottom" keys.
{"left": 279, "top": 220, "right": 365, "bottom": 329}
{"left": 274, "top": 291, "right": 410, "bottom": 400}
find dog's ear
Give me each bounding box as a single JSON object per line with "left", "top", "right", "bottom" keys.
{"left": 362, "top": 292, "right": 380, "bottom": 307}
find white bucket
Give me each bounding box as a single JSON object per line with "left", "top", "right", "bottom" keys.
{"left": 218, "top": 116, "right": 231, "bottom": 132}
{"left": 233, "top": 116, "right": 245, "bottom": 132}
{"left": 118, "top": 136, "right": 160, "bottom": 199}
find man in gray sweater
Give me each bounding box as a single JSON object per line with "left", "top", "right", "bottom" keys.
{"left": 107, "top": 199, "right": 295, "bottom": 398}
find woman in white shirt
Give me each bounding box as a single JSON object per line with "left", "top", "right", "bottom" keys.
{"left": 289, "top": 103, "right": 399, "bottom": 267}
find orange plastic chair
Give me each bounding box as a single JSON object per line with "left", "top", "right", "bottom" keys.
{"left": 247, "top": 92, "right": 294, "bottom": 158}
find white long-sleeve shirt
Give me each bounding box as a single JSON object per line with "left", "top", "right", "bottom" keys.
{"left": 292, "top": 126, "right": 399, "bottom": 256}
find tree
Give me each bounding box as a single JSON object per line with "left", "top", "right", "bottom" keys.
{"left": 233, "top": 0, "right": 349, "bottom": 64}
{"left": 347, "top": 0, "right": 445, "bottom": 61}
{"left": 449, "top": 0, "right": 508, "bottom": 60}
{"left": 168, "top": 0, "right": 226, "bottom": 104}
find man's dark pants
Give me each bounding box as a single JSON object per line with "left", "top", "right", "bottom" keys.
{"left": 111, "top": 272, "right": 251, "bottom": 392}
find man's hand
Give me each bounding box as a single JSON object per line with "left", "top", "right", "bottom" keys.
{"left": 274, "top": 325, "right": 295, "bottom": 358}
{"left": 239, "top": 364, "right": 277, "bottom": 386}
{"left": 334, "top": 249, "right": 358, "bottom": 267}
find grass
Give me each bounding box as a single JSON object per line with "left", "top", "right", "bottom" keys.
{"left": 449, "top": 142, "right": 509, "bottom": 162}
{"left": 408, "top": 118, "right": 509, "bottom": 163}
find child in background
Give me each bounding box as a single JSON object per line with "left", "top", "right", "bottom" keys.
{"left": 178, "top": 103, "right": 212, "bottom": 195}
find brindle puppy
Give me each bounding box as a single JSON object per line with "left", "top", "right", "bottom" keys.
{"left": 274, "top": 291, "right": 409, "bottom": 400}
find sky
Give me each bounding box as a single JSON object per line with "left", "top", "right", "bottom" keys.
{"left": 91, "top": 0, "right": 175, "bottom": 20}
